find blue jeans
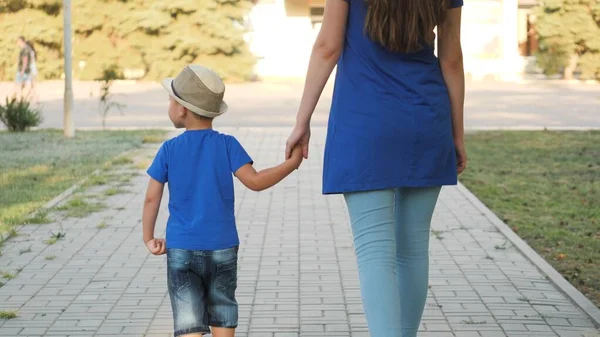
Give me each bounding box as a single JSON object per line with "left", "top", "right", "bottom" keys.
{"left": 344, "top": 187, "right": 441, "bottom": 337}
{"left": 167, "top": 247, "right": 238, "bottom": 336}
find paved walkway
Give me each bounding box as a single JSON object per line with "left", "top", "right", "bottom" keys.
{"left": 0, "top": 128, "right": 598, "bottom": 337}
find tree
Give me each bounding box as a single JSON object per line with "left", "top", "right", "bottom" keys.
{"left": 0, "top": 0, "right": 255, "bottom": 81}
{"left": 535, "top": 0, "right": 600, "bottom": 80}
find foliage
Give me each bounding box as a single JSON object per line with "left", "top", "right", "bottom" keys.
{"left": 98, "top": 65, "right": 125, "bottom": 129}
{"left": 0, "top": 96, "right": 43, "bottom": 132}
{"left": 461, "top": 130, "right": 600, "bottom": 307}
{"left": 535, "top": 0, "right": 600, "bottom": 80}
{"left": 0, "top": 0, "right": 255, "bottom": 81}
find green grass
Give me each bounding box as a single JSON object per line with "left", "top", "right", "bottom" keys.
{"left": 142, "top": 134, "right": 165, "bottom": 144}
{"left": 0, "top": 130, "right": 166, "bottom": 241}
{"left": 112, "top": 156, "right": 134, "bottom": 165}
{"left": 85, "top": 174, "right": 108, "bottom": 187}
{"left": 462, "top": 130, "right": 600, "bottom": 307}
{"left": 56, "top": 197, "right": 105, "bottom": 218}
{"left": 96, "top": 222, "right": 108, "bottom": 229}
{"left": 431, "top": 229, "right": 445, "bottom": 240}
{"left": 24, "top": 209, "right": 51, "bottom": 224}
{"left": 0, "top": 311, "right": 17, "bottom": 319}
{"left": 104, "top": 187, "right": 128, "bottom": 197}
{"left": 44, "top": 231, "right": 66, "bottom": 245}
{"left": 1, "top": 271, "right": 15, "bottom": 279}
{"left": 461, "top": 319, "right": 488, "bottom": 325}
{"left": 44, "top": 255, "right": 56, "bottom": 261}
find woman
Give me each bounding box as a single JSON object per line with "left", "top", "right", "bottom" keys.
{"left": 285, "top": 0, "right": 466, "bottom": 336}
{"left": 15, "top": 36, "right": 37, "bottom": 100}
{"left": 26, "top": 40, "right": 38, "bottom": 102}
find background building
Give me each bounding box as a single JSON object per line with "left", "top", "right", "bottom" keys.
{"left": 246, "top": 0, "right": 539, "bottom": 80}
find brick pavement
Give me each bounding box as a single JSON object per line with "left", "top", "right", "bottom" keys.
{"left": 0, "top": 128, "right": 597, "bottom": 337}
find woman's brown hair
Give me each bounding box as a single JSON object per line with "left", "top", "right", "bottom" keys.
{"left": 365, "top": 0, "right": 448, "bottom": 53}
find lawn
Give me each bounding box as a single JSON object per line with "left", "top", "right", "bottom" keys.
{"left": 461, "top": 130, "right": 600, "bottom": 307}
{"left": 0, "top": 129, "right": 166, "bottom": 241}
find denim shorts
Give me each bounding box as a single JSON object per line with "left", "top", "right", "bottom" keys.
{"left": 167, "top": 247, "right": 238, "bottom": 336}
{"left": 15, "top": 72, "right": 32, "bottom": 84}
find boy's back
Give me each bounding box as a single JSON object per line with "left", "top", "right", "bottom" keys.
{"left": 142, "top": 64, "right": 302, "bottom": 337}
{"left": 147, "top": 129, "right": 252, "bottom": 250}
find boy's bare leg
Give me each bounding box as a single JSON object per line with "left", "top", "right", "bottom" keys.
{"left": 211, "top": 327, "right": 235, "bottom": 337}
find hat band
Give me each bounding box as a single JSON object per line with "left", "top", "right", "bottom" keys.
{"left": 171, "top": 81, "right": 183, "bottom": 101}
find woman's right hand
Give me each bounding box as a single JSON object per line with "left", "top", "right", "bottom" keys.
{"left": 286, "top": 123, "right": 311, "bottom": 160}
{"left": 454, "top": 137, "right": 467, "bottom": 174}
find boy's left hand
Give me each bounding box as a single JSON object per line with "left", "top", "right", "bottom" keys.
{"left": 145, "top": 238, "right": 166, "bottom": 255}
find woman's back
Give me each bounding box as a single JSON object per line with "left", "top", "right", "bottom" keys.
{"left": 323, "top": 0, "right": 464, "bottom": 194}
{"left": 335, "top": 0, "right": 463, "bottom": 107}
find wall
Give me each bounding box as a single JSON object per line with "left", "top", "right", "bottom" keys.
{"left": 248, "top": 0, "right": 523, "bottom": 80}
{"left": 248, "top": 0, "right": 316, "bottom": 77}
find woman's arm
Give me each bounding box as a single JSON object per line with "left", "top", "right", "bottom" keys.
{"left": 286, "top": 0, "right": 349, "bottom": 159}
{"left": 296, "top": 0, "right": 348, "bottom": 127}
{"left": 438, "top": 7, "right": 467, "bottom": 174}
{"left": 438, "top": 7, "right": 465, "bottom": 141}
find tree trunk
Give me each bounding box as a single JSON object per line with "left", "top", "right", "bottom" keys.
{"left": 563, "top": 53, "right": 579, "bottom": 80}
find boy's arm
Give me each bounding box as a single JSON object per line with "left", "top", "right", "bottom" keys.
{"left": 142, "top": 178, "right": 166, "bottom": 255}
{"left": 235, "top": 147, "right": 303, "bottom": 192}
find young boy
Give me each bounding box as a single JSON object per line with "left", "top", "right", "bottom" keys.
{"left": 142, "top": 64, "right": 303, "bottom": 337}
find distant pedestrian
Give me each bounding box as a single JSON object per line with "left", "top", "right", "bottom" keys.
{"left": 15, "top": 36, "right": 37, "bottom": 100}
{"left": 15, "top": 36, "right": 37, "bottom": 98}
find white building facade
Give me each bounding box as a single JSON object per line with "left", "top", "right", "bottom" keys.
{"left": 246, "top": 0, "right": 538, "bottom": 80}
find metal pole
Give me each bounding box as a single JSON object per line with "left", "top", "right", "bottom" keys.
{"left": 63, "top": 0, "right": 74, "bottom": 138}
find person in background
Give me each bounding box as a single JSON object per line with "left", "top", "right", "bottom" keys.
{"left": 15, "top": 36, "right": 35, "bottom": 100}
{"left": 285, "top": 0, "right": 466, "bottom": 336}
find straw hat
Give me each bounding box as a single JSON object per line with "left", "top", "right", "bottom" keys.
{"left": 161, "top": 65, "right": 228, "bottom": 118}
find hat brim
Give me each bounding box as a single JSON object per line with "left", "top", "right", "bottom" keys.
{"left": 161, "top": 78, "right": 227, "bottom": 118}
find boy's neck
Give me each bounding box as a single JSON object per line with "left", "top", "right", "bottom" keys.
{"left": 185, "top": 118, "right": 213, "bottom": 131}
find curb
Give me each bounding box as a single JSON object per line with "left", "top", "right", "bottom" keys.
{"left": 0, "top": 169, "right": 100, "bottom": 244}
{"left": 465, "top": 127, "right": 600, "bottom": 131}
{"left": 456, "top": 182, "right": 600, "bottom": 327}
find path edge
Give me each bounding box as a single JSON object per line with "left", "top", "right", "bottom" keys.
{"left": 0, "top": 170, "right": 100, "bottom": 244}
{"left": 456, "top": 182, "right": 600, "bottom": 328}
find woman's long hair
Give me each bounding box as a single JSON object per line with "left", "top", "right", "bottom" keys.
{"left": 364, "top": 0, "right": 447, "bottom": 53}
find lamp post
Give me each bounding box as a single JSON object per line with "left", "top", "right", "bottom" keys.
{"left": 63, "top": 0, "right": 74, "bottom": 138}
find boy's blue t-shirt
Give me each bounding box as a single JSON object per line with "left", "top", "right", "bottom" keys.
{"left": 147, "top": 129, "right": 252, "bottom": 250}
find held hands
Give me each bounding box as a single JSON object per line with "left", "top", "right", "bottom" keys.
{"left": 289, "top": 145, "right": 304, "bottom": 169}
{"left": 286, "top": 124, "right": 311, "bottom": 160}
{"left": 145, "top": 238, "right": 166, "bottom": 255}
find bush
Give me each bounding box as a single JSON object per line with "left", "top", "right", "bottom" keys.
{"left": 0, "top": 97, "right": 43, "bottom": 132}
{"left": 0, "top": 0, "right": 256, "bottom": 82}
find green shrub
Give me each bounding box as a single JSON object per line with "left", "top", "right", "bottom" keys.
{"left": 0, "top": 97, "right": 43, "bottom": 132}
